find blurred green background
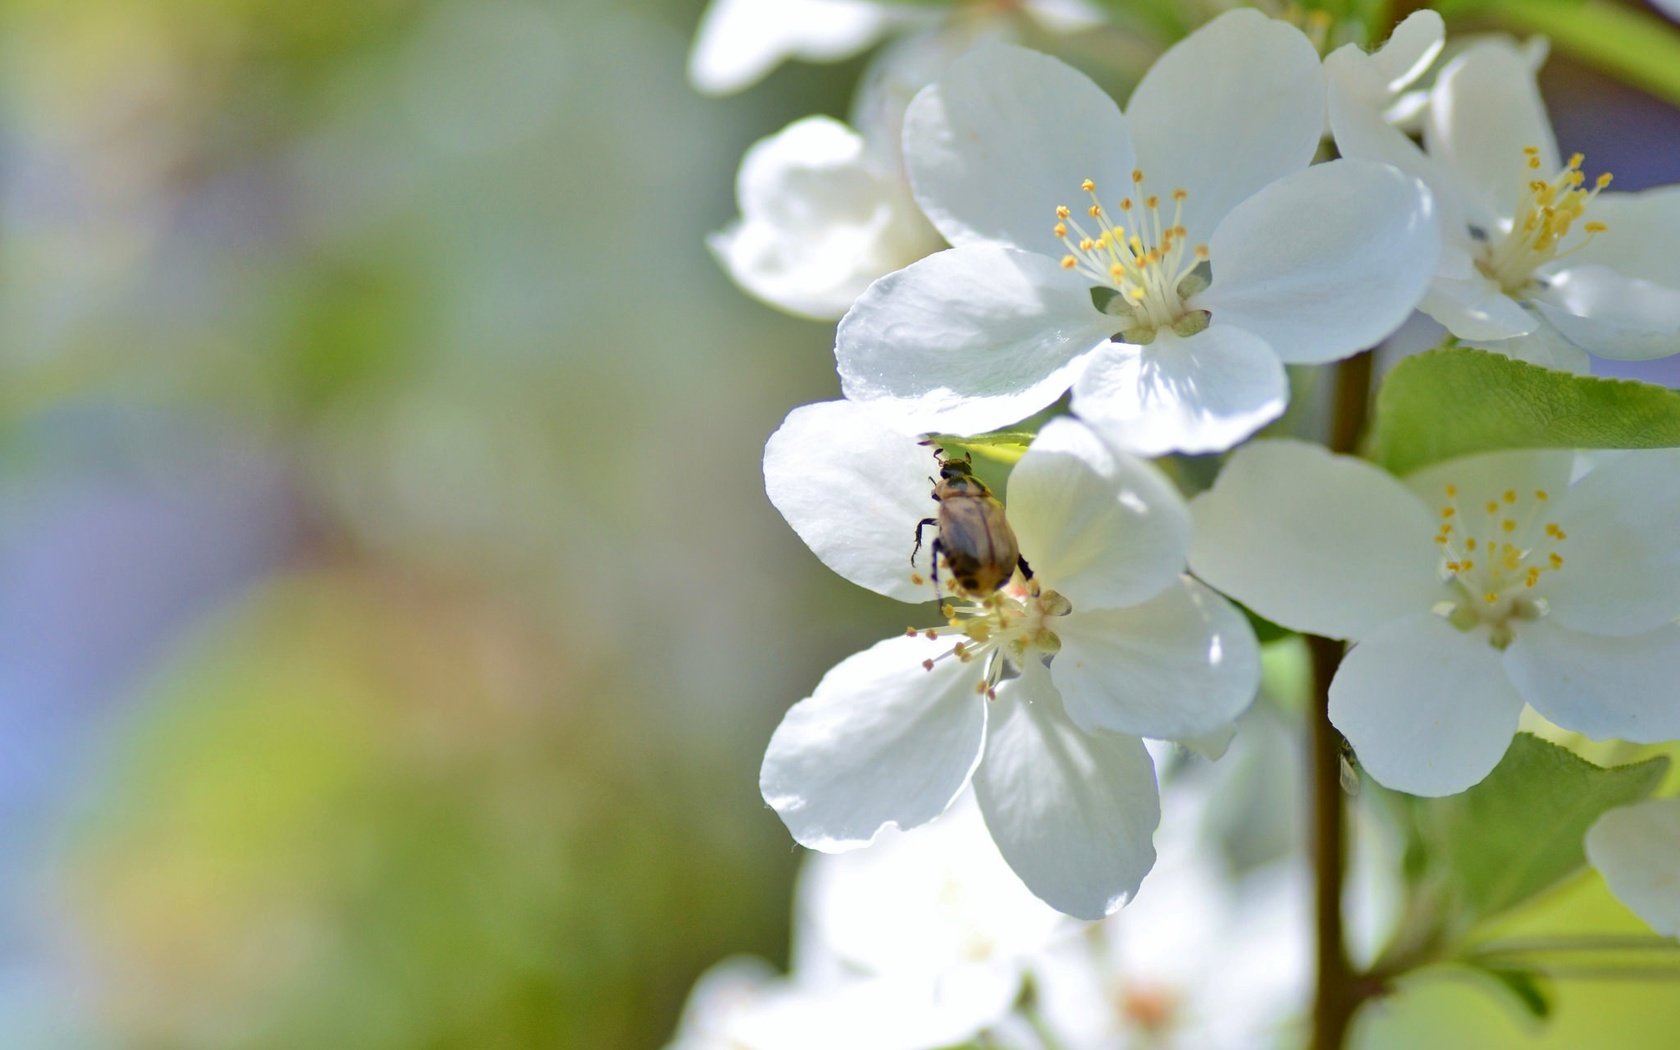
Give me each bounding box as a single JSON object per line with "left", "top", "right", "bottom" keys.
{"left": 2, "top": 1, "right": 1678, "bottom": 1047}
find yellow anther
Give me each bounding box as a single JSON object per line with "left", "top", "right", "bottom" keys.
{"left": 1446, "top": 561, "right": 1462, "bottom": 572}
{"left": 1596, "top": 173, "right": 1613, "bottom": 189}
{"left": 1585, "top": 222, "right": 1607, "bottom": 234}
{"left": 1550, "top": 552, "right": 1565, "bottom": 569}
{"left": 1089, "top": 204, "right": 1102, "bottom": 217}
{"left": 1109, "top": 263, "right": 1126, "bottom": 280}
{"left": 1119, "top": 197, "right": 1133, "bottom": 212}
{"left": 1131, "top": 169, "right": 1144, "bottom": 184}
{"left": 1535, "top": 490, "right": 1549, "bottom": 501}
{"left": 1502, "top": 519, "right": 1517, "bottom": 533}
{"left": 922, "top": 658, "right": 935, "bottom": 671}
{"left": 1486, "top": 501, "right": 1500, "bottom": 514}
{"left": 1445, "top": 484, "right": 1458, "bottom": 498}
{"left": 1061, "top": 255, "right": 1077, "bottom": 269}
{"left": 1080, "top": 238, "right": 1094, "bottom": 251}
{"left": 1485, "top": 591, "right": 1500, "bottom": 604}
{"left": 1441, "top": 506, "right": 1455, "bottom": 518}
{"left": 1527, "top": 154, "right": 1542, "bottom": 170}
{"left": 1145, "top": 195, "right": 1160, "bottom": 209}
{"left": 1466, "top": 538, "right": 1478, "bottom": 552}
{"left": 1436, "top": 536, "right": 1450, "bottom": 545}
{"left": 1172, "top": 188, "right": 1187, "bottom": 201}
{"left": 1568, "top": 152, "right": 1584, "bottom": 168}
{"left": 1056, "top": 205, "right": 1071, "bottom": 219}
{"left": 1194, "top": 245, "right": 1209, "bottom": 260}
{"left": 1081, "top": 179, "right": 1096, "bottom": 192}
{"left": 1503, "top": 489, "right": 1517, "bottom": 503}
{"left": 1462, "top": 558, "right": 1474, "bottom": 571}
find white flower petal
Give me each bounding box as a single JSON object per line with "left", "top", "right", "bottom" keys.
{"left": 836, "top": 246, "right": 1114, "bottom": 435}
{"left": 764, "top": 400, "right": 939, "bottom": 603}
{"left": 1418, "top": 272, "right": 1539, "bottom": 340}
{"left": 974, "top": 668, "right": 1160, "bottom": 919}
{"left": 713, "top": 116, "right": 938, "bottom": 320}
{"left": 689, "top": 0, "right": 898, "bottom": 95}
{"left": 1189, "top": 441, "right": 1444, "bottom": 641}
{"left": 1539, "top": 449, "right": 1680, "bottom": 635}
{"left": 1196, "top": 159, "right": 1440, "bottom": 364}
{"left": 1506, "top": 621, "right": 1680, "bottom": 744}
{"left": 1401, "top": 447, "right": 1575, "bottom": 517}
{"left": 1371, "top": 11, "right": 1445, "bottom": 93}
{"left": 761, "top": 635, "right": 986, "bottom": 851}
{"left": 1125, "top": 9, "right": 1325, "bottom": 243}
{"left": 1533, "top": 264, "right": 1680, "bottom": 361}
{"left": 1326, "top": 47, "right": 1473, "bottom": 235}
{"left": 1329, "top": 613, "right": 1526, "bottom": 796}
{"left": 1005, "top": 417, "right": 1190, "bottom": 608}
{"left": 1053, "top": 577, "right": 1260, "bottom": 739}
{"left": 1586, "top": 799, "right": 1680, "bottom": 939}
{"left": 1425, "top": 42, "right": 1558, "bottom": 226}
{"left": 1070, "top": 328, "right": 1288, "bottom": 457}
{"left": 904, "top": 44, "right": 1135, "bottom": 251}
{"left": 720, "top": 972, "right": 1012, "bottom": 1050}
{"left": 1571, "top": 186, "right": 1680, "bottom": 290}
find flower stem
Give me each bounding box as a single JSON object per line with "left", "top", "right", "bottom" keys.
{"left": 1308, "top": 350, "right": 1373, "bottom": 1050}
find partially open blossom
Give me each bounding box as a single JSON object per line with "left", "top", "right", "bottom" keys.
{"left": 1190, "top": 441, "right": 1680, "bottom": 796}
{"left": 1329, "top": 37, "right": 1680, "bottom": 372}
{"left": 1586, "top": 797, "right": 1680, "bottom": 939}
{"left": 709, "top": 115, "right": 941, "bottom": 320}
{"left": 833, "top": 11, "right": 1439, "bottom": 455}
{"left": 761, "top": 400, "right": 1259, "bottom": 916}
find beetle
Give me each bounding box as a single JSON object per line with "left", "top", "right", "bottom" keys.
{"left": 911, "top": 444, "right": 1033, "bottom": 598}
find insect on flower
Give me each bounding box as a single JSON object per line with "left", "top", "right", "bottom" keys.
{"left": 912, "top": 441, "right": 1033, "bottom": 598}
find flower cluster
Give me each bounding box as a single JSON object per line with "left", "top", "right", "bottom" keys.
{"left": 699, "top": 0, "right": 1680, "bottom": 988}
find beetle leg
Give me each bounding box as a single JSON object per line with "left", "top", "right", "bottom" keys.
{"left": 911, "top": 517, "right": 937, "bottom": 563}
{"left": 930, "top": 537, "right": 945, "bottom": 596}
{"left": 1017, "top": 554, "right": 1034, "bottom": 581}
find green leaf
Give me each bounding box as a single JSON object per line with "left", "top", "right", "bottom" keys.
{"left": 1371, "top": 348, "right": 1680, "bottom": 475}
{"left": 1430, "top": 734, "right": 1668, "bottom": 923}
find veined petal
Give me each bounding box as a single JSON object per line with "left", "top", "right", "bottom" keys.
{"left": 1419, "top": 273, "right": 1538, "bottom": 341}
{"left": 1006, "top": 417, "right": 1190, "bottom": 609}
{"left": 1533, "top": 264, "right": 1680, "bottom": 361}
{"left": 1506, "top": 621, "right": 1680, "bottom": 744}
{"left": 1125, "top": 9, "right": 1325, "bottom": 244}
{"left": 1586, "top": 799, "right": 1680, "bottom": 938}
{"left": 1540, "top": 449, "right": 1680, "bottom": 635}
{"left": 836, "top": 246, "right": 1114, "bottom": 435}
{"left": 1329, "top": 613, "right": 1526, "bottom": 796}
{"left": 1189, "top": 441, "right": 1444, "bottom": 641}
{"left": 974, "top": 668, "right": 1160, "bottom": 919}
{"left": 688, "top": 0, "right": 898, "bottom": 96}
{"left": 1196, "top": 160, "right": 1440, "bottom": 365}
{"left": 763, "top": 400, "right": 939, "bottom": 603}
{"left": 1053, "top": 577, "right": 1260, "bottom": 740}
{"left": 904, "top": 44, "right": 1135, "bottom": 251}
{"left": 1070, "top": 328, "right": 1288, "bottom": 457}
{"left": 761, "top": 635, "right": 986, "bottom": 851}
{"left": 1426, "top": 42, "right": 1559, "bottom": 226}
{"left": 1571, "top": 187, "right": 1680, "bottom": 289}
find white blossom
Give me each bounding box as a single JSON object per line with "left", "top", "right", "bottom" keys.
{"left": 1189, "top": 441, "right": 1680, "bottom": 796}
{"left": 1329, "top": 37, "right": 1680, "bottom": 372}
{"left": 835, "top": 11, "right": 1439, "bottom": 455}
{"left": 761, "top": 400, "right": 1260, "bottom": 916}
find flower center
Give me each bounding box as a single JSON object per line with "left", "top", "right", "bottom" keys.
{"left": 1476, "top": 148, "right": 1611, "bottom": 295}
{"left": 1115, "top": 982, "right": 1181, "bottom": 1036}
{"left": 1430, "top": 482, "right": 1568, "bottom": 648}
{"left": 911, "top": 579, "right": 1073, "bottom": 698}
{"left": 1055, "top": 170, "right": 1211, "bottom": 343}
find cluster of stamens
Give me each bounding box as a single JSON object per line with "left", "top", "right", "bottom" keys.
{"left": 905, "top": 578, "right": 1072, "bottom": 699}
{"left": 1055, "top": 170, "right": 1210, "bottom": 342}
{"left": 1431, "top": 482, "right": 1568, "bottom": 647}
{"left": 1478, "top": 148, "right": 1611, "bottom": 294}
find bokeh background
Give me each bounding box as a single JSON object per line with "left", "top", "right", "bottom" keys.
{"left": 1, "top": 1, "right": 1678, "bottom": 1047}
